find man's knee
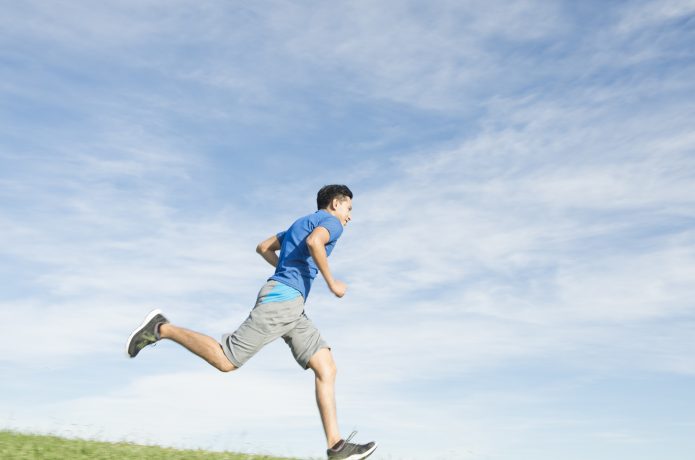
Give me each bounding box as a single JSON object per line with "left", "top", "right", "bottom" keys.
{"left": 216, "top": 358, "right": 238, "bottom": 373}
{"left": 309, "top": 348, "right": 337, "bottom": 380}
{"left": 215, "top": 343, "right": 238, "bottom": 372}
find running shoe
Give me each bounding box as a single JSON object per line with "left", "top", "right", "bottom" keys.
{"left": 327, "top": 431, "right": 377, "bottom": 460}
{"left": 126, "top": 309, "right": 168, "bottom": 358}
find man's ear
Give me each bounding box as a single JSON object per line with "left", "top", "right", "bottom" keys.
{"left": 330, "top": 198, "right": 339, "bottom": 210}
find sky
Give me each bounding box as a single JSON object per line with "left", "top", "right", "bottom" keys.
{"left": 1, "top": 1, "right": 695, "bottom": 459}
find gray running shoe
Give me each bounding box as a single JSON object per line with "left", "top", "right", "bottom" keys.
{"left": 327, "top": 431, "right": 377, "bottom": 460}
{"left": 126, "top": 309, "right": 168, "bottom": 358}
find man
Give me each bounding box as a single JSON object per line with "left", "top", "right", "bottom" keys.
{"left": 126, "top": 184, "right": 377, "bottom": 460}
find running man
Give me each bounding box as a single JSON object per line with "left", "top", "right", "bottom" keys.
{"left": 126, "top": 184, "right": 377, "bottom": 460}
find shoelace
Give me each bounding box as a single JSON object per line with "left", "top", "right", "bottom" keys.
{"left": 343, "top": 430, "right": 358, "bottom": 446}
{"left": 329, "top": 431, "right": 361, "bottom": 455}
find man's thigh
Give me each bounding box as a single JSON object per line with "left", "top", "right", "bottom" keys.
{"left": 282, "top": 313, "right": 330, "bottom": 370}
{"left": 221, "top": 282, "right": 305, "bottom": 368}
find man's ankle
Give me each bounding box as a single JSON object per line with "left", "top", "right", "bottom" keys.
{"left": 157, "top": 322, "right": 169, "bottom": 339}
{"left": 329, "top": 438, "right": 343, "bottom": 450}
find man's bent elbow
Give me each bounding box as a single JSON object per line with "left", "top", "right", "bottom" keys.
{"left": 305, "top": 238, "right": 320, "bottom": 255}
{"left": 306, "top": 233, "right": 325, "bottom": 250}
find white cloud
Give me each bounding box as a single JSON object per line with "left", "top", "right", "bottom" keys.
{"left": 265, "top": 0, "right": 566, "bottom": 110}
{"left": 616, "top": 0, "right": 695, "bottom": 34}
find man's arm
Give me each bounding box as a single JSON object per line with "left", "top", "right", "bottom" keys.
{"left": 256, "top": 234, "right": 281, "bottom": 267}
{"left": 306, "top": 227, "right": 346, "bottom": 298}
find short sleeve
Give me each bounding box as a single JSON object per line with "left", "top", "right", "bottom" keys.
{"left": 276, "top": 230, "right": 286, "bottom": 242}
{"left": 318, "top": 215, "right": 343, "bottom": 243}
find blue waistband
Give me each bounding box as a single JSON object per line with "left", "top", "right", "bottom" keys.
{"left": 260, "top": 281, "right": 302, "bottom": 304}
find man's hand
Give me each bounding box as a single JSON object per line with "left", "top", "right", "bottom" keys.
{"left": 328, "top": 279, "right": 347, "bottom": 298}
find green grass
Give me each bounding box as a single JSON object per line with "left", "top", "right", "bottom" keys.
{"left": 0, "top": 431, "right": 302, "bottom": 460}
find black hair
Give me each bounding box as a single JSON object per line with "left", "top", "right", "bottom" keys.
{"left": 317, "top": 184, "right": 353, "bottom": 210}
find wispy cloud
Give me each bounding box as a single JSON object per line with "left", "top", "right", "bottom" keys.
{"left": 616, "top": 0, "right": 695, "bottom": 34}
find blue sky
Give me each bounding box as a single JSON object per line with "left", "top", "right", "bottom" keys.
{"left": 2, "top": 1, "right": 695, "bottom": 459}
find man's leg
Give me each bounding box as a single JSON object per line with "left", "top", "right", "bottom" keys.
{"left": 129, "top": 283, "right": 294, "bottom": 371}
{"left": 308, "top": 348, "right": 341, "bottom": 448}
{"left": 307, "top": 347, "right": 377, "bottom": 459}
{"left": 160, "top": 323, "right": 237, "bottom": 372}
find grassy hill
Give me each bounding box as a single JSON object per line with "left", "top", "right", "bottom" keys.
{"left": 0, "top": 431, "right": 302, "bottom": 460}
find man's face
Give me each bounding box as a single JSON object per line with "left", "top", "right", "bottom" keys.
{"left": 333, "top": 197, "right": 352, "bottom": 226}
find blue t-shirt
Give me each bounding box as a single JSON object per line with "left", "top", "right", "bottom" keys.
{"left": 269, "top": 210, "right": 344, "bottom": 301}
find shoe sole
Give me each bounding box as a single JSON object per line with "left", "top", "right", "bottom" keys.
{"left": 125, "top": 308, "right": 163, "bottom": 358}
{"left": 345, "top": 443, "right": 377, "bottom": 460}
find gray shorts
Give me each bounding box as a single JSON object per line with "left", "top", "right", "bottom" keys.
{"left": 221, "top": 280, "right": 329, "bottom": 370}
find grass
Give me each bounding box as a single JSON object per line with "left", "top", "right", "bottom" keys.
{"left": 0, "top": 431, "right": 302, "bottom": 460}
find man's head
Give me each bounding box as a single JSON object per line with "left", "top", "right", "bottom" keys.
{"left": 317, "top": 184, "right": 353, "bottom": 226}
